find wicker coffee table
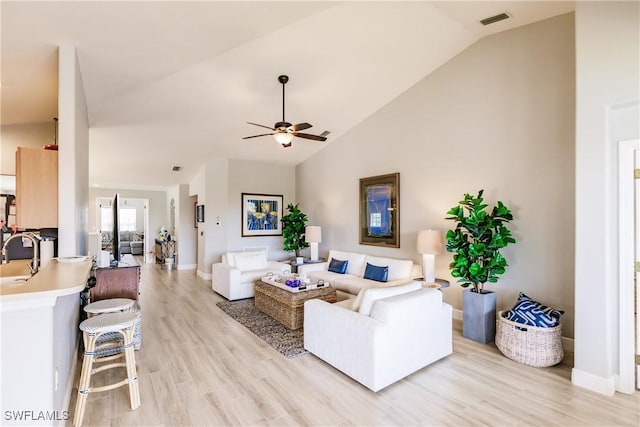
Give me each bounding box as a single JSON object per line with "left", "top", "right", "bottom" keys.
{"left": 254, "top": 280, "right": 337, "bottom": 330}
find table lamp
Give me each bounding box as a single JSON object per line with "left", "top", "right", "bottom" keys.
{"left": 416, "top": 229, "right": 443, "bottom": 283}
{"left": 305, "top": 226, "right": 322, "bottom": 261}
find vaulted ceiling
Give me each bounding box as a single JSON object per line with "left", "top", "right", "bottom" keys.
{"left": 1, "top": 1, "right": 574, "bottom": 189}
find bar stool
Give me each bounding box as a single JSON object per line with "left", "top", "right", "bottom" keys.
{"left": 84, "top": 298, "right": 135, "bottom": 317}
{"left": 84, "top": 298, "right": 142, "bottom": 352}
{"left": 73, "top": 312, "right": 140, "bottom": 426}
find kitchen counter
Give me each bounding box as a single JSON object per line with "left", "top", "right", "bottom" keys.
{"left": 1, "top": 257, "right": 92, "bottom": 303}
{"left": 1, "top": 257, "right": 92, "bottom": 426}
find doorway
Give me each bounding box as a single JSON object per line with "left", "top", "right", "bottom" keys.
{"left": 96, "top": 196, "right": 150, "bottom": 263}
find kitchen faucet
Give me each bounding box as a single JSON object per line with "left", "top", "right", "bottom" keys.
{"left": 1, "top": 232, "right": 40, "bottom": 275}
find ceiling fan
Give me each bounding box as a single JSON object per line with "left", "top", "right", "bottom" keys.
{"left": 243, "top": 75, "right": 329, "bottom": 148}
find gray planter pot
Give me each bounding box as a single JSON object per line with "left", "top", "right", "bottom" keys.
{"left": 462, "top": 289, "right": 497, "bottom": 344}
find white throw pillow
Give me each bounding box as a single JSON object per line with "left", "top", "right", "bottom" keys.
{"left": 365, "top": 255, "right": 413, "bottom": 281}
{"left": 233, "top": 252, "right": 267, "bottom": 271}
{"left": 226, "top": 250, "right": 265, "bottom": 268}
{"left": 358, "top": 282, "right": 422, "bottom": 316}
{"left": 328, "top": 250, "right": 366, "bottom": 276}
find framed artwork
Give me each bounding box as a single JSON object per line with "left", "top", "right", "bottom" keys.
{"left": 359, "top": 172, "right": 400, "bottom": 248}
{"left": 241, "top": 193, "right": 283, "bottom": 237}
{"left": 196, "top": 204, "right": 205, "bottom": 223}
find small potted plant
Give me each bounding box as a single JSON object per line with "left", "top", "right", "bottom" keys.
{"left": 281, "top": 203, "right": 309, "bottom": 259}
{"left": 445, "top": 190, "right": 516, "bottom": 343}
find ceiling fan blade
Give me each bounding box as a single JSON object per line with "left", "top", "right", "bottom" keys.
{"left": 242, "top": 133, "right": 274, "bottom": 139}
{"left": 290, "top": 122, "right": 312, "bottom": 132}
{"left": 293, "top": 132, "right": 327, "bottom": 142}
{"left": 247, "top": 122, "right": 275, "bottom": 131}
{"left": 319, "top": 130, "right": 331, "bottom": 137}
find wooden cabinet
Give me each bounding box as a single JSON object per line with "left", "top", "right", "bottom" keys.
{"left": 91, "top": 256, "right": 140, "bottom": 302}
{"left": 15, "top": 147, "right": 58, "bottom": 228}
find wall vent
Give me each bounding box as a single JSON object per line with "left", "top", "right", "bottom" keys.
{"left": 172, "top": 166, "right": 181, "bottom": 171}
{"left": 480, "top": 12, "right": 511, "bottom": 26}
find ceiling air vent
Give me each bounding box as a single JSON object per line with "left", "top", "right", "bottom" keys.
{"left": 480, "top": 12, "right": 511, "bottom": 26}
{"left": 172, "top": 166, "right": 181, "bottom": 172}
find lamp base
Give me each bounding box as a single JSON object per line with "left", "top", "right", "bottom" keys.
{"left": 310, "top": 242, "right": 319, "bottom": 261}
{"left": 422, "top": 254, "right": 436, "bottom": 283}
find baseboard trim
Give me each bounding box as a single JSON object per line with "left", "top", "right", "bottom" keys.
{"left": 562, "top": 336, "right": 574, "bottom": 353}
{"left": 571, "top": 368, "right": 616, "bottom": 396}
{"left": 177, "top": 264, "right": 197, "bottom": 270}
{"left": 58, "top": 339, "right": 79, "bottom": 426}
{"left": 454, "top": 308, "right": 574, "bottom": 352}
{"left": 197, "top": 270, "right": 212, "bottom": 280}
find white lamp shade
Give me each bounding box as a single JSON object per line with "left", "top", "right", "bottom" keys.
{"left": 416, "top": 229, "right": 443, "bottom": 255}
{"left": 305, "top": 226, "right": 322, "bottom": 243}
{"left": 274, "top": 131, "right": 293, "bottom": 145}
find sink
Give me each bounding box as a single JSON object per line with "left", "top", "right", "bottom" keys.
{"left": 0, "top": 275, "right": 31, "bottom": 287}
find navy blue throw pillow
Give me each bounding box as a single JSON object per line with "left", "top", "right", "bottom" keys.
{"left": 504, "top": 293, "right": 564, "bottom": 328}
{"left": 328, "top": 258, "right": 348, "bottom": 274}
{"left": 363, "top": 263, "right": 389, "bottom": 282}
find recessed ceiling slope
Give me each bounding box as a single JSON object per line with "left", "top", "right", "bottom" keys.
{"left": 1, "top": 1, "right": 575, "bottom": 189}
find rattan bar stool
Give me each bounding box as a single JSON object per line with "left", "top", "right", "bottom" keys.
{"left": 84, "top": 298, "right": 135, "bottom": 317}
{"left": 73, "top": 312, "right": 140, "bottom": 426}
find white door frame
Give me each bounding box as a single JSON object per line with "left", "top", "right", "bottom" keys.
{"left": 143, "top": 199, "right": 151, "bottom": 263}
{"left": 618, "top": 138, "right": 639, "bottom": 393}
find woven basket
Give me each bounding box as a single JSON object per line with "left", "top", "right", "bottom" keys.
{"left": 495, "top": 310, "right": 564, "bottom": 367}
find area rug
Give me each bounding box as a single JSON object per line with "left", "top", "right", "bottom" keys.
{"left": 216, "top": 299, "right": 308, "bottom": 358}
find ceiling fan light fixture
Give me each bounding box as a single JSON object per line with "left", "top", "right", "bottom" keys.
{"left": 274, "top": 131, "right": 293, "bottom": 145}
{"left": 243, "top": 74, "right": 328, "bottom": 146}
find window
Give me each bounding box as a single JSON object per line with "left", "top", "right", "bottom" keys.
{"left": 370, "top": 212, "right": 382, "bottom": 227}
{"left": 120, "top": 208, "right": 137, "bottom": 231}
{"left": 100, "top": 207, "right": 112, "bottom": 232}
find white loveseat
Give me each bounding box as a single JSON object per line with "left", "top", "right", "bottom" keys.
{"left": 212, "top": 249, "right": 290, "bottom": 300}
{"left": 297, "top": 249, "right": 421, "bottom": 301}
{"left": 304, "top": 282, "right": 453, "bottom": 392}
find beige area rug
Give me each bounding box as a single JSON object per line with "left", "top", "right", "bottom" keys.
{"left": 216, "top": 299, "right": 308, "bottom": 358}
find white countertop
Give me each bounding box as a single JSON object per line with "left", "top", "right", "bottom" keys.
{"left": 0, "top": 257, "right": 92, "bottom": 303}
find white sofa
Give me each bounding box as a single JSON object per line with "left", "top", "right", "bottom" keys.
{"left": 212, "top": 249, "right": 290, "bottom": 300}
{"left": 304, "top": 282, "right": 453, "bottom": 392}
{"left": 297, "top": 249, "right": 421, "bottom": 301}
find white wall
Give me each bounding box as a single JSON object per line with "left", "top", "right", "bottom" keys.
{"left": 164, "top": 184, "right": 197, "bottom": 269}
{"left": 573, "top": 1, "right": 640, "bottom": 395}
{"left": 0, "top": 123, "right": 52, "bottom": 175}
{"left": 177, "top": 185, "right": 197, "bottom": 268}
{"left": 298, "top": 14, "right": 576, "bottom": 331}
{"left": 189, "top": 158, "right": 296, "bottom": 278}
{"left": 227, "top": 159, "right": 296, "bottom": 261}
{"left": 189, "top": 165, "right": 207, "bottom": 275}
{"left": 57, "top": 45, "right": 89, "bottom": 257}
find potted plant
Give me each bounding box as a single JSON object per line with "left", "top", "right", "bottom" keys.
{"left": 281, "top": 203, "right": 309, "bottom": 258}
{"left": 445, "top": 190, "right": 516, "bottom": 343}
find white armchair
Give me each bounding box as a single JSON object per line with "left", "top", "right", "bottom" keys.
{"left": 304, "top": 283, "right": 452, "bottom": 392}
{"left": 212, "top": 249, "right": 290, "bottom": 300}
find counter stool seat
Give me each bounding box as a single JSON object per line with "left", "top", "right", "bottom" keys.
{"left": 73, "top": 312, "right": 140, "bottom": 426}
{"left": 83, "top": 297, "right": 142, "bottom": 355}
{"left": 84, "top": 298, "right": 134, "bottom": 316}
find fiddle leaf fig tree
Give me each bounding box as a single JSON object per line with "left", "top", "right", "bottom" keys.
{"left": 445, "top": 190, "right": 516, "bottom": 294}
{"left": 281, "top": 203, "right": 309, "bottom": 257}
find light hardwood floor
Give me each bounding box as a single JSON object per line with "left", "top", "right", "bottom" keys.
{"left": 68, "top": 262, "right": 639, "bottom": 426}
